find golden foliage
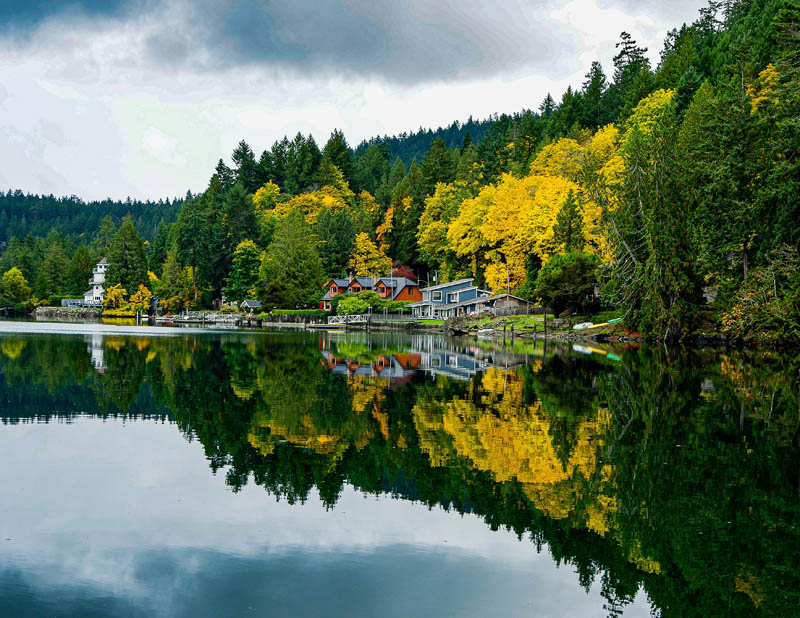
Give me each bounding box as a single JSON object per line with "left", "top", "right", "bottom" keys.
{"left": 349, "top": 232, "right": 391, "bottom": 276}
{"left": 0, "top": 338, "right": 26, "bottom": 360}
{"left": 746, "top": 63, "right": 780, "bottom": 114}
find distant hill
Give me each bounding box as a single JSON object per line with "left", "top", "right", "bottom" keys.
{"left": 0, "top": 189, "right": 182, "bottom": 244}
{"left": 355, "top": 115, "right": 498, "bottom": 163}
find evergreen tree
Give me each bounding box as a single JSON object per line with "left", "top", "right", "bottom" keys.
{"left": 224, "top": 240, "right": 262, "bottom": 302}
{"left": 581, "top": 61, "right": 609, "bottom": 128}
{"left": 175, "top": 196, "right": 208, "bottom": 290}
{"left": 67, "top": 245, "right": 94, "bottom": 296}
{"left": 231, "top": 140, "right": 259, "bottom": 193}
{"left": 539, "top": 93, "right": 556, "bottom": 118}
{"left": 149, "top": 220, "right": 170, "bottom": 276}
{"left": 93, "top": 215, "right": 116, "bottom": 259}
{"left": 259, "top": 210, "right": 325, "bottom": 307}
{"left": 221, "top": 183, "right": 259, "bottom": 256}
{"left": 214, "top": 159, "right": 235, "bottom": 191}
{"left": 316, "top": 207, "right": 355, "bottom": 277}
{"left": 106, "top": 219, "right": 148, "bottom": 295}
{"left": 321, "top": 129, "right": 354, "bottom": 187}
{"left": 420, "top": 137, "right": 455, "bottom": 197}
{"left": 35, "top": 230, "right": 68, "bottom": 299}
{"left": 552, "top": 190, "right": 585, "bottom": 253}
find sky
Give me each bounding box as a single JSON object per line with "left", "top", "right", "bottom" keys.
{"left": 0, "top": 0, "right": 705, "bottom": 202}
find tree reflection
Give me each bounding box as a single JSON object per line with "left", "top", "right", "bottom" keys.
{"left": 0, "top": 331, "right": 797, "bottom": 616}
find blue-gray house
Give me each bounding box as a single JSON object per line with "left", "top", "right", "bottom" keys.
{"left": 408, "top": 278, "right": 492, "bottom": 318}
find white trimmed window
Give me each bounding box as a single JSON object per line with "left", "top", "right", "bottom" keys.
{"left": 432, "top": 291, "right": 442, "bottom": 301}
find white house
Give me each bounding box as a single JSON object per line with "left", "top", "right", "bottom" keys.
{"left": 83, "top": 258, "right": 108, "bottom": 305}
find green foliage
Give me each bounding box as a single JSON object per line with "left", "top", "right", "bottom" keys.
{"left": 1, "top": 267, "right": 31, "bottom": 304}
{"left": 551, "top": 190, "right": 584, "bottom": 253}
{"left": 722, "top": 245, "right": 800, "bottom": 341}
{"left": 67, "top": 245, "right": 94, "bottom": 296}
{"left": 105, "top": 220, "right": 148, "bottom": 294}
{"left": 259, "top": 210, "right": 325, "bottom": 308}
{"left": 535, "top": 252, "right": 600, "bottom": 313}
{"left": 337, "top": 295, "right": 370, "bottom": 315}
{"left": 316, "top": 207, "right": 355, "bottom": 277}
{"left": 224, "top": 240, "right": 262, "bottom": 303}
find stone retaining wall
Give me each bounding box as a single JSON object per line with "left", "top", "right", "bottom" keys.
{"left": 34, "top": 306, "right": 102, "bottom": 319}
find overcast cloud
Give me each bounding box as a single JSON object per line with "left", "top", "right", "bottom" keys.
{"left": 0, "top": 0, "right": 705, "bottom": 200}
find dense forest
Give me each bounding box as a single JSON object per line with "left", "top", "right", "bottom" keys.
{"left": 1, "top": 0, "right": 799, "bottom": 341}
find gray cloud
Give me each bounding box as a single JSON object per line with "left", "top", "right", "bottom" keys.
{"left": 0, "top": 0, "right": 136, "bottom": 30}
{"left": 3, "top": 0, "right": 578, "bottom": 84}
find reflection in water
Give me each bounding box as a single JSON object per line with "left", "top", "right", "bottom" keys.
{"left": 1, "top": 328, "right": 798, "bottom": 617}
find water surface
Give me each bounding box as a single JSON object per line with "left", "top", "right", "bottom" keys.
{"left": 1, "top": 323, "right": 797, "bottom": 617}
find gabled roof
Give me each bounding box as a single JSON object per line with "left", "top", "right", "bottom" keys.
{"left": 97, "top": 257, "right": 108, "bottom": 265}
{"left": 349, "top": 277, "right": 374, "bottom": 288}
{"left": 330, "top": 278, "right": 349, "bottom": 287}
{"left": 241, "top": 299, "right": 262, "bottom": 308}
{"left": 420, "top": 278, "right": 474, "bottom": 292}
{"left": 377, "top": 277, "right": 419, "bottom": 300}
{"left": 488, "top": 293, "right": 529, "bottom": 303}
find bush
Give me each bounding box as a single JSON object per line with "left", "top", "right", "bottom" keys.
{"left": 338, "top": 295, "right": 370, "bottom": 315}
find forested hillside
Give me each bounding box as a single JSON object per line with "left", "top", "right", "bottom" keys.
{"left": 0, "top": 191, "right": 182, "bottom": 245}
{"left": 2, "top": 0, "right": 798, "bottom": 342}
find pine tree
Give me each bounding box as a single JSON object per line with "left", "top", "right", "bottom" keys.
{"left": 552, "top": 190, "right": 585, "bottom": 253}
{"left": 67, "top": 245, "right": 94, "bottom": 296}
{"left": 581, "top": 61, "right": 608, "bottom": 129}
{"left": 35, "top": 230, "right": 68, "bottom": 298}
{"left": 321, "top": 129, "right": 354, "bottom": 187}
{"left": 106, "top": 219, "right": 148, "bottom": 295}
{"left": 259, "top": 210, "right": 325, "bottom": 307}
{"left": 231, "top": 140, "right": 259, "bottom": 193}
{"left": 317, "top": 208, "right": 355, "bottom": 277}
{"left": 149, "top": 220, "right": 170, "bottom": 276}
{"left": 224, "top": 240, "right": 262, "bottom": 302}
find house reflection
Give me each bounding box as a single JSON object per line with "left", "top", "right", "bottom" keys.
{"left": 320, "top": 333, "right": 535, "bottom": 383}
{"left": 85, "top": 332, "right": 106, "bottom": 374}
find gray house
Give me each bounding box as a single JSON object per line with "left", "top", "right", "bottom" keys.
{"left": 408, "top": 278, "right": 492, "bottom": 318}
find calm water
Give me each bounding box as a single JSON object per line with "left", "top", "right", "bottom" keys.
{"left": 0, "top": 323, "right": 797, "bottom": 617}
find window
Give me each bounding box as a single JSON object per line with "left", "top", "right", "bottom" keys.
{"left": 447, "top": 292, "right": 458, "bottom": 303}
{"left": 432, "top": 291, "right": 442, "bottom": 301}
{"left": 331, "top": 286, "right": 337, "bottom": 294}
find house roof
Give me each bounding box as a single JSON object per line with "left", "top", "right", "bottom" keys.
{"left": 349, "top": 277, "right": 374, "bottom": 288}
{"left": 97, "top": 257, "right": 108, "bottom": 265}
{"left": 420, "top": 278, "right": 474, "bottom": 292}
{"left": 488, "top": 293, "right": 529, "bottom": 304}
{"left": 241, "top": 299, "right": 262, "bottom": 307}
{"left": 330, "top": 279, "right": 349, "bottom": 287}
{"left": 377, "top": 277, "right": 419, "bottom": 300}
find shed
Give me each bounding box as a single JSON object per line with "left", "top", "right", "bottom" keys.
{"left": 241, "top": 300, "right": 263, "bottom": 311}
{"left": 488, "top": 294, "right": 531, "bottom": 316}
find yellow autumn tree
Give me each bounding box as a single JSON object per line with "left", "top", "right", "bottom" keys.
{"left": 103, "top": 283, "right": 127, "bottom": 309}
{"left": 349, "top": 233, "right": 391, "bottom": 276}
{"left": 480, "top": 173, "right": 578, "bottom": 290}
{"left": 129, "top": 284, "right": 153, "bottom": 313}
{"left": 447, "top": 185, "right": 494, "bottom": 278}
{"left": 418, "top": 182, "right": 462, "bottom": 270}
{"left": 375, "top": 206, "right": 393, "bottom": 253}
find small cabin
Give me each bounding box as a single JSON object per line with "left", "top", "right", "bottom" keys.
{"left": 240, "top": 300, "right": 263, "bottom": 312}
